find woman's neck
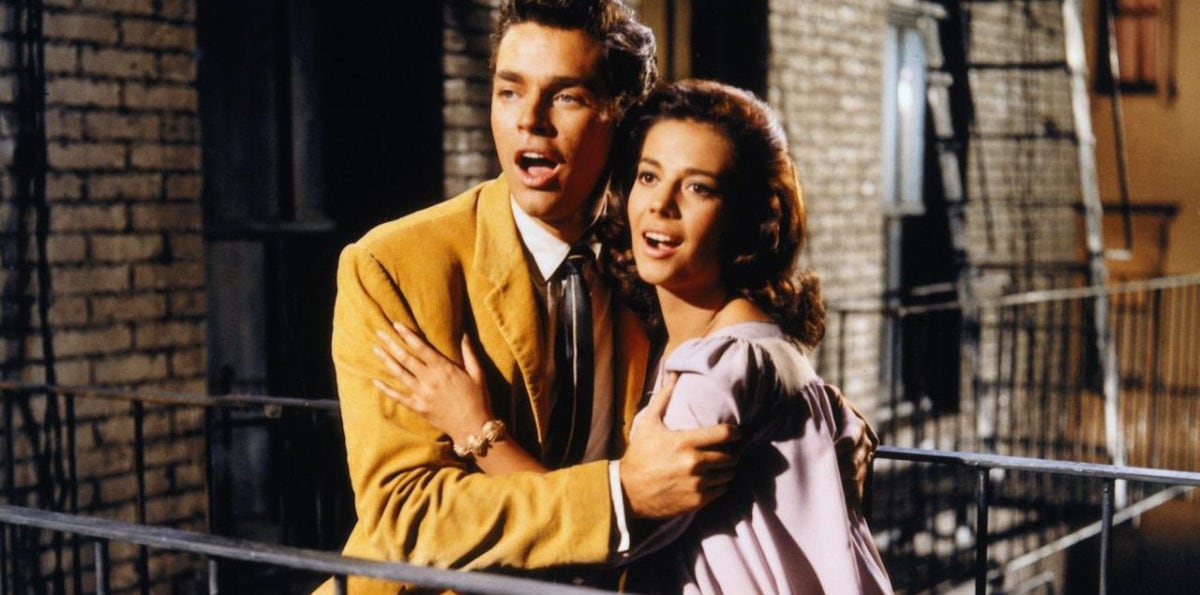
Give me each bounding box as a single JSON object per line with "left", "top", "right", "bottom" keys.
{"left": 656, "top": 286, "right": 730, "bottom": 356}
{"left": 657, "top": 288, "right": 773, "bottom": 357}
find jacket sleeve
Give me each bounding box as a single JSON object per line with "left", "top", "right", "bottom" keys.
{"left": 332, "top": 242, "right": 616, "bottom": 570}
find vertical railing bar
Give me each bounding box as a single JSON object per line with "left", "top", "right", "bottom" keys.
{"left": 312, "top": 409, "right": 327, "bottom": 547}
{"left": 1040, "top": 298, "right": 1059, "bottom": 547}
{"left": 1081, "top": 292, "right": 1093, "bottom": 467}
{"left": 1173, "top": 284, "right": 1185, "bottom": 469}
{"left": 1182, "top": 284, "right": 1192, "bottom": 469}
{"left": 1187, "top": 285, "right": 1200, "bottom": 471}
{"left": 1017, "top": 301, "right": 1031, "bottom": 538}
{"left": 966, "top": 297, "right": 981, "bottom": 451}
{"left": 208, "top": 557, "right": 219, "bottom": 595}
{"left": 277, "top": 410, "right": 290, "bottom": 550}
{"left": 1157, "top": 285, "right": 1173, "bottom": 472}
{"left": 975, "top": 467, "right": 991, "bottom": 595}
{"left": 1161, "top": 285, "right": 1180, "bottom": 472}
{"left": 889, "top": 307, "right": 916, "bottom": 580}
{"left": 333, "top": 574, "right": 347, "bottom": 595}
{"left": 2, "top": 396, "right": 13, "bottom": 594}
{"left": 997, "top": 304, "right": 1009, "bottom": 454}
{"left": 0, "top": 522, "right": 8, "bottom": 595}
{"left": 94, "top": 539, "right": 110, "bottom": 595}
{"left": 1022, "top": 299, "right": 1036, "bottom": 459}
{"left": 816, "top": 309, "right": 829, "bottom": 378}
{"left": 1099, "top": 478, "right": 1114, "bottom": 595}
{"left": 840, "top": 309, "right": 849, "bottom": 388}
{"left": 1131, "top": 286, "right": 1143, "bottom": 461}
{"left": 987, "top": 306, "right": 1002, "bottom": 455}
{"left": 886, "top": 308, "right": 900, "bottom": 446}
{"left": 133, "top": 400, "right": 149, "bottom": 595}
{"left": 1032, "top": 299, "right": 1050, "bottom": 544}
{"left": 1167, "top": 285, "right": 1188, "bottom": 471}
{"left": 1114, "top": 290, "right": 1134, "bottom": 468}
{"left": 66, "top": 391, "right": 82, "bottom": 595}
{"left": 1087, "top": 295, "right": 1102, "bottom": 464}
{"left": 1144, "top": 287, "right": 1160, "bottom": 470}
{"left": 1010, "top": 302, "right": 1025, "bottom": 458}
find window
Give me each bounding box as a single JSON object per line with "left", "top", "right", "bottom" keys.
{"left": 882, "top": 24, "right": 928, "bottom": 214}
{"left": 881, "top": 7, "right": 962, "bottom": 415}
{"left": 1096, "top": 0, "right": 1173, "bottom": 94}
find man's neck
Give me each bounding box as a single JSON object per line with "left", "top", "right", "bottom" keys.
{"left": 532, "top": 215, "right": 587, "bottom": 245}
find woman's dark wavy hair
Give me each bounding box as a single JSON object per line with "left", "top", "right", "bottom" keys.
{"left": 599, "top": 79, "right": 825, "bottom": 348}
{"left": 491, "top": 0, "right": 658, "bottom": 115}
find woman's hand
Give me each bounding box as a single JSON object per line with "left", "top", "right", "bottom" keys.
{"left": 373, "top": 323, "right": 493, "bottom": 447}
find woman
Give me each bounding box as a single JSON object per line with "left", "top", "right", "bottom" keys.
{"left": 375, "top": 80, "right": 891, "bottom": 594}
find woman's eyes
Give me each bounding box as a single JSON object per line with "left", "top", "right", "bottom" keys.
{"left": 634, "top": 174, "right": 721, "bottom": 199}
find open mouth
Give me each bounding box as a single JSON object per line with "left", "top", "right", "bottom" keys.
{"left": 515, "top": 151, "right": 561, "bottom": 188}
{"left": 518, "top": 152, "right": 557, "bottom": 171}
{"left": 643, "top": 231, "right": 681, "bottom": 250}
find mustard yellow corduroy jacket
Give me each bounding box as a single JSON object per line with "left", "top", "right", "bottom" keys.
{"left": 318, "top": 175, "right": 650, "bottom": 593}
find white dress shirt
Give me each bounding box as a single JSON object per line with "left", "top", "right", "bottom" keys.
{"left": 510, "top": 198, "right": 631, "bottom": 555}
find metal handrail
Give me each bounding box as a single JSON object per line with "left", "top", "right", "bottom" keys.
{"left": 2, "top": 445, "right": 1197, "bottom": 594}
{"left": 0, "top": 504, "right": 613, "bottom": 595}
{"left": 827, "top": 272, "right": 1200, "bottom": 315}
{"left": 877, "top": 446, "right": 1200, "bottom": 486}
{"left": 876, "top": 446, "right": 1199, "bottom": 595}
{"left": 0, "top": 380, "right": 340, "bottom": 414}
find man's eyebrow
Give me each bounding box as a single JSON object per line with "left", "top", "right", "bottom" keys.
{"left": 495, "top": 70, "right": 523, "bottom": 83}
{"left": 547, "top": 76, "right": 600, "bottom": 92}
{"left": 494, "top": 70, "right": 601, "bottom": 93}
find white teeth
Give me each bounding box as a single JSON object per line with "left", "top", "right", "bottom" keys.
{"left": 645, "top": 231, "right": 673, "bottom": 243}
{"left": 522, "top": 152, "right": 548, "bottom": 160}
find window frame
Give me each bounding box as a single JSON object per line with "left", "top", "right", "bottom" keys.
{"left": 1094, "top": 0, "right": 1175, "bottom": 96}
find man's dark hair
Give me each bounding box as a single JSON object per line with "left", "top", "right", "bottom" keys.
{"left": 491, "top": 0, "right": 658, "bottom": 114}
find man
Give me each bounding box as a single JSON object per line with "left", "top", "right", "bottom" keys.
{"left": 323, "top": 1, "right": 873, "bottom": 592}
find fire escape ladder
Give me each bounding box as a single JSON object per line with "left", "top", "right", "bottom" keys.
{"left": 942, "top": 0, "right": 1127, "bottom": 498}
{"left": 1062, "top": 0, "right": 1127, "bottom": 504}
{"left": 921, "top": 1, "right": 1124, "bottom": 489}
{"left": 922, "top": 7, "right": 972, "bottom": 299}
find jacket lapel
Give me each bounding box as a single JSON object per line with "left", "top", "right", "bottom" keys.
{"left": 472, "top": 177, "right": 554, "bottom": 441}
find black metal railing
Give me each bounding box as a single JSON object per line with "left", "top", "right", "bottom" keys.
{"left": 820, "top": 274, "right": 1200, "bottom": 590}
{"left": 0, "top": 382, "right": 348, "bottom": 593}
{"left": 874, "top": 446, "right": 1200, "bottom": 595}
{"left": 0, "top": 502, "right": 613, "bottom": 595}
{"left": 0, "top": 445, "right": 1196, "bottom": 594}
{"left": 0, "top": 277, "right": 1196, "bottom": 592}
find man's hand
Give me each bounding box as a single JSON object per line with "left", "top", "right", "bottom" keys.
{"left": 618, "top": 373, "right": 740, "bottom": 519}
{"left": 826, "top": 384, "right": 878, "bottom": 509}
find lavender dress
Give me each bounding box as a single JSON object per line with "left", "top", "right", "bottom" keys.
{"left": 625, "top": 322, "right": 892, "bottom": 595}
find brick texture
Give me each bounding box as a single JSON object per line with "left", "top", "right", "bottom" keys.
{"left": 443, "top": 0, "right": 501, "bottom": 197}
{"left": 0, "top": 0, "right": 206, "bottom": 590}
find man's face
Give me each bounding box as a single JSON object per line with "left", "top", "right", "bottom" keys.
{"left": 491, "top": 23, "right": 616, "bottom": 242}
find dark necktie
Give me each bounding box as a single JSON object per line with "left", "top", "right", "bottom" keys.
{"left": 544, "top": 244, "right": 594, "bottom": 468}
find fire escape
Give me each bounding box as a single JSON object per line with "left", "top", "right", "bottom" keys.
{"left": 844, "top": 1, "right": 1200, "bottom": 591}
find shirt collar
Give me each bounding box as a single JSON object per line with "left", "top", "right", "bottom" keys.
{"left": 510, "top": 197, "right": 601, "bottom": 282}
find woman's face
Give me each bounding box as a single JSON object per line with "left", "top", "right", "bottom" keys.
{"left": 627, "top": 118, "right": 734, "bottom": 296}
